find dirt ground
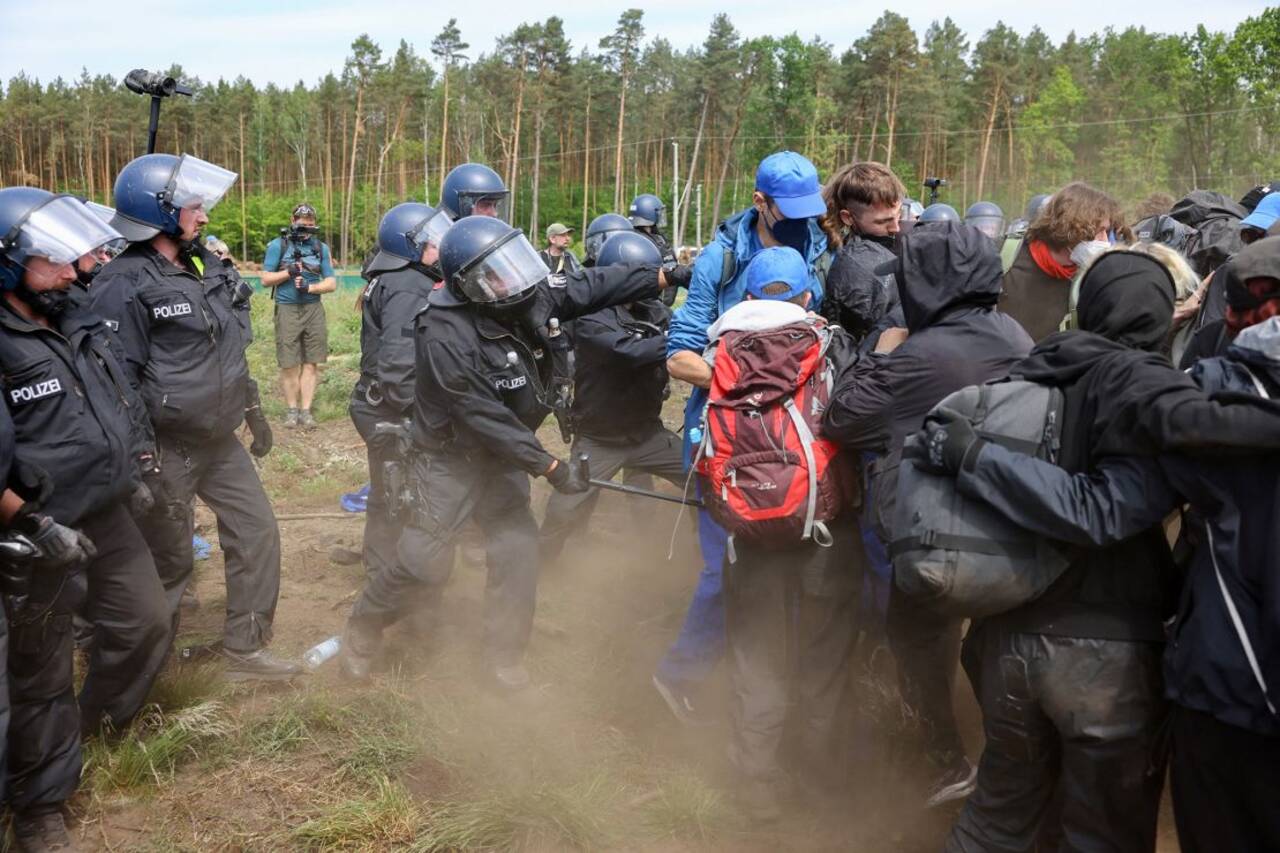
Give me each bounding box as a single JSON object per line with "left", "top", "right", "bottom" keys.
{"left": 62, "top": 394, "right": 1182, "bottom": 851}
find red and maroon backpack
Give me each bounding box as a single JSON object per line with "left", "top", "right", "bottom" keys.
{"left": 694, "top": 317, "right": 854, "bottom": 555}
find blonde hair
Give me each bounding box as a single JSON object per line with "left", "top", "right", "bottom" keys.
{"left": 821, "top": 162, "right": 906, "bottom": 249}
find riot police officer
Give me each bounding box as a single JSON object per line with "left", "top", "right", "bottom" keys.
{"left": 351, "top": 202, "right": 452, "bottom": 582}
{"left": 0, "top": 187, "right": 172, "bottom": 850}
{"left": 439, "top": 163, "right": 510, "bottom": 221}
{"left": 340, "top": 216, "right": 686, "bottom": 689}
{"left": 538, "top": 231, "right": 686, "bottom": 560}
{"left": 90, "top": 154, "right": 296, "bottom": 682}
{"left": 630, "top": 195, "right": 678, "bottom": 307}
{"left": 582, "top": 213, "right": 634, "bottom": 267}
{"left": 963, "top": 201, "right": 1006, "bottom": 246}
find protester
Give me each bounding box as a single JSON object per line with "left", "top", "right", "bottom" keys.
{"left": 539, "top": 222, "right": 580, "bottom": 283}
{"left": 823, "top": 220, "right": 1032, "bottom": 806}
{"left": 1001, "top": 181, "right": 1127, "bottom": 341}
{"left": 657, "top": 150, "right": 829, "bottom": 725}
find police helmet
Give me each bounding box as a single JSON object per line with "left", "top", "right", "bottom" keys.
{"left": 964, "top": 201, "right": 1006, "bottom": 241}
{"left": 1134, "top": 214, "right": 1195, "bottom": 255}
{"left": 438, "top": 215, "right": 548, "bottom": 309}
{"left": 628, "top": 193, "right": 666, "bottom": 228}
{"left": 0, "top": 187, "right": 123, "bottom": 290}
{"left": 1024, "top": 193, "right": 1051, "bottom": 224}
{"left": 919, "top": 203, "right": 960, "bottom": 224}
{"left": 900, "top": 198, "right": 924, "bottom": 222}
{"left": 366, "top": 202, "right": 453, "bottom": 275}
{"left": 596, "top": 231, "right": 663, "bottom": 268}
{"left": 584, "top": 213, "right": 634, "bottom": 263}
{"left": 111, "top": 153, "right": 238, "bottom": 242}
{"left": 440, "top": 163, "right": 509, "bottom": 220}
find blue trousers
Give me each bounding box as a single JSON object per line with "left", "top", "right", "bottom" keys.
{"left": 656, "top": 389, "right": 728, "bottom": 686}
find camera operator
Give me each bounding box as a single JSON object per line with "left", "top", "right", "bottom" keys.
{"left": 261, "top": 203, "right": 337, "bottom": 428}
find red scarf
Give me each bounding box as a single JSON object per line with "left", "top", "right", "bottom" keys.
{"left": 1028, "top": 239, "right": 1077, "bottom": 281}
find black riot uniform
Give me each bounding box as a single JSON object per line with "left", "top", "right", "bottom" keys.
{"left": 349, "top": 265, "right": 440, "bottom": 580}
{"left": 90, "top": 243, "right": 284, "bottom": 663}
{"left": 638, "top": 229, "right": 678, "bottom": 307}
{"left": 348, "top": 264, "right": 662, "bottom": 667}
{"left": 0, "top": 297, "right": 169, "bottom": 813}
{"left": 538, "top": 297, "right": 684, "bottom": 558}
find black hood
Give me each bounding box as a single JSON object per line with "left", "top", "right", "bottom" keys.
{"left": 892, "top": 221, "right": 1001, "bottom": 331}
{"left": 1170, "top": 190, "right": 1247, "bottom": 227}
{"left": 1077, "top": 251, "right": 1176, "bottom": 351}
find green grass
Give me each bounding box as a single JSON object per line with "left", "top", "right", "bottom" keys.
{"left": 243, "top": 690, "right": 354, "bottom": 758}
{"left": 642, "top": 769, "right": 734, "bottom": 842}
{"left": 291, "top": 776, "right": 422, "bottom": 850}
{"left": 144, "top": 663, "right": 228, "bottom": 715}
{"left": 84, "top": 701, "right": 233, "bottom": 794}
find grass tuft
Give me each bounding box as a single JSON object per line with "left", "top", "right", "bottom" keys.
{"left": 146, "top": 663, "right": 228, "bottom": 714}
{"left": 642, "top": 769, "right": 734, "bottom": 842}
{"left": 244, "top": 690, "right": 352, "bottom": 757}
{"left": 291, "top": 776, "right": 422, "bottom": 850}
{"left": 85, "top": 701, "right": 232, "bottom": 794}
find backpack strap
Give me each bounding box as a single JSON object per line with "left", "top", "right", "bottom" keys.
{"left": 783, "top": 396, "right": 826, "bottom": 546}
{"left": 1204, "top": 523, "right": 1278, "bottom": 717}
{"left": 1238, "top": 363, "right": 1271, "bottom": 400}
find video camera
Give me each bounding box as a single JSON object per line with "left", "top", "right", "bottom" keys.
{"left": 924, "top": 177, "right": 948, "bottom": 205}
{"left": 125, "top": 69, "right": 194, "bottom": 99}
{"left": 280, "top": 225, "right": 321, "bottom": 292}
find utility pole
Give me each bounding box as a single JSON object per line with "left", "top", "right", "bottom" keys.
{"left": 671, "top": 140, "right": 679, "bottom": 246}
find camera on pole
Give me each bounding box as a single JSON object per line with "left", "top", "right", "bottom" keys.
{"left": 123, "top": 69, "right": 194, "bottom": 155}
{"left": 923, "top": 177, "right": 948, "bottom": 206}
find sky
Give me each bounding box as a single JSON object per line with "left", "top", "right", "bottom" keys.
{"left": 0, "top": 0, "right": 1264, "bottom": 88}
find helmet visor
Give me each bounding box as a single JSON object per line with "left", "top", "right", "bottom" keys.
{"left": 457, "top": 233, "right": 548, "bottom": 304}
{"left": 12, "top": 195, "right": 124, "bottom": 266}
{"left": 411, "top": 209, "right": 454, "bottom": 253}
{"left": 630, "top": 206, "right": 667, "bottom": 228}
{"left": 458, "top": 191, "right": 510, "bottom": 222}
{"left": 585, "top": 230, "right": 622, "bottom": 261}
{"left": 169, "top": 154, "right": 238, "bottom": 212}
{"left": 966, "top": 215, "right": 1005, "bottom": 240}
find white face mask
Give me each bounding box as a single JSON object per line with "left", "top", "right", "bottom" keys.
{"left": 1070, "top": 240, "right": 1111, "bottom": 268}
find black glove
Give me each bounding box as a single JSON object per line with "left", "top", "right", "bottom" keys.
{"left": 8, "top": 458, "right": 53, "bottom": 518}
{"left": 24, "top": 515, "right": 97, "bottom": 573}
{"left": 545, "top": 458, "right": 590, "bottom": 495}
{"left": 664, "top": 264, "right": 694, "bottom": 290}
{"left": 129, "top": 482, "right": 155, "bottom": 518}
{"left": 909, "top": 407, "right": 985, "bottom": 475}
{"left": 246, "top": 406, "right": 273, "bottom": 457}
{"left": 287, "top": 261, "right": 305, "bottom": 280}
{"left": 0, "top": 532, "right": 40, "bottom": 598}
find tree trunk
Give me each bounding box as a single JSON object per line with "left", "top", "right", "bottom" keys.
{"left": 530, "top": 109, "right": 544, "bottom": 247}
{"left": 343, "top": 83, "right": 367, "bottom": 267}
{"left": 581, "top": 84, "right": 592, "bottom": 236}
{"left": 437, "top": 65, "right": 451, "bottom": 198}
{"left": 676, "top": 95, "right": 709, "bottom": 247}
{"left": 885, "top": 72, "right": 899, "bottom": 166}
{"left": 975, "top": 78, "right": 1001, "bottom": 200}
{"left": 613, "top": 72, "right": 629, "bottom": 212}
{"left": 507, "top": 54, "right": 528, "bottom": 206}
{"left": 238, "top": 112, "right": 248, "bottom": 260}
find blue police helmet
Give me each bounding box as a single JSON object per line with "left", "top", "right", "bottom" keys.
{"left": 438, "top": 215, "right": 548, "bottom": 307}
{"left": 0, "top": 187, "right": 124, "bottom": 290}
{"left": 596, "top": 231, "right": 662, "bottom": 269}
{"left": 112, "top": 153, "right": 183, "bottom": 241}
{"left": 628, "top": 193, "right": 666, "bottom": 228}
{"left": 367, "top": 202, "right": 452, "bottom": 275}
{"left": 0, "top": 187, "right": 55, "bottom": 289}
{"left": 919, "top": 203, "right": 960, "bottom": 223}
{"left": 440, "top": 163, "right": 509, "bottom": 220}
{"left": 584, "top": 213, "right": 634, "bottom": 263}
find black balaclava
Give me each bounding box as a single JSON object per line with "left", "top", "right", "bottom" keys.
{"left": 1076, "top": 251, "right": 1176, "bottom": 352}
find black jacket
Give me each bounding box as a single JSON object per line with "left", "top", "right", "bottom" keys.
{"left": 820, "top": 234, "right": 898, "bottom": 343}
{"left": 351, "top": 265, "right": 439, "bottom": 436}
{"left": 824, "top": 222, "right": 1032, "bottom": 540}
{"left": 570, "top": 299, "right": 670, "bottom": 442}
{"left": 0, "top": 300, "right": 151, "bottom": 525}
{"left": 90, "top": 243, "right": 253, "bottom": 442}
{"left": 411, "top": 265, "right": 661, "bottom": 475}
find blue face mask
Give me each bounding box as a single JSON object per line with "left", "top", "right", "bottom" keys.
{"left": 762, "top": 206, "right": 810, "bottom": 254}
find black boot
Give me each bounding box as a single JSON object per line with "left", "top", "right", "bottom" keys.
{"left": 13, "top": 806, "right": 78, "bottom": 852}
{"left": 220, "top": 648, "right": 304, "bottom": 682}
{"left": 340, "top": 618, "right": 383, "bottom": 681}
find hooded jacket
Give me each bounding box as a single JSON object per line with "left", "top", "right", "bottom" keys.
{"left": 570, "top": 298, "right": 671, "bottom": 443}
{"left": 667, "top": 208, "right": 828, "bottom": 357}
{"left": 823, "top": 221, "right": 1033, "bottom": 540}
{"left": 820, "top": 234, "right": 898, "bottom": 343}
{"left": 1171, "top": 190, "right": 1247, "bottom": 282}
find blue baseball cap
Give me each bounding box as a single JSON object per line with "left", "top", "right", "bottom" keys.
{"left": 745, "top": 246, "right": 811, "bottom": 300}
{"left": 756, "top": 151, "right": 826, "bottom": 220}
{"left": 1242, "top": 192, "right": 1280, "bottom": 232}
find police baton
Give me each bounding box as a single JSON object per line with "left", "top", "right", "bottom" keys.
{"left": 576, "top": 454, "right": 703, "bottom": 508}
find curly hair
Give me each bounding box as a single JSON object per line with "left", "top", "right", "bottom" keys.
{"left": 1026, "top": 182, "right": 1130, "bottom": 251}
{"left": 821, "top": 162, "right": 906, "bottom": 249}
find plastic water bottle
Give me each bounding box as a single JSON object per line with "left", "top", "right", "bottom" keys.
{"left": 303, "top": 635, "right": 341, "bottom": 670}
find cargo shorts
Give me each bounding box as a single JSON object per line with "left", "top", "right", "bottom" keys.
{"left": 274, "top": 301, "right": 328, "bottom": 368}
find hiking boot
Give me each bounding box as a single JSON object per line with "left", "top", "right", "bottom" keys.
{"left": 179, "top": 586, "right": 200, "bottom": 611}
{"left": 924, "top": 755, "right": 978, "bottom": 808}
{"left": 299, "top": 409, "right": 317, "bottom": 429}
{"left": 13, "top": 807, "right": 78, "bottom": 852}
{"left": 738, "top": 778, "right": 783, "bottom": 823}
{"left": 221, "top": 648, "right": 303, "bottom": 682}
{"left": 652, "top": 673, "right": 714, "bottom": 727}
{"left": 283, "top": 408, "right": 300, "bottom": 428}
{"left": 339, "top": 619, "right": 382, "bottom": 682}
{"left": 493, "top": 663, "right": 531, "bottom": 691}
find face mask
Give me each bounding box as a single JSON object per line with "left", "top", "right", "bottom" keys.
{"left": 76, "top": 261, "right": 103, "bottom": 287}
{"left": 1069, "top": 240, "right": 1110, "bottom": 268}
{"left": 16, "top": 282, "right": 71, "bottom": 318}
{"left": 865, "top": 233, "right": 896, "bottom": 251}
{"left": 764, "top": 209, "right": 810, "bottom": 253}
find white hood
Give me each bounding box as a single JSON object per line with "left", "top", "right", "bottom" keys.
{"left": 705, "top": 299, "right": 808, "bottom": 345}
